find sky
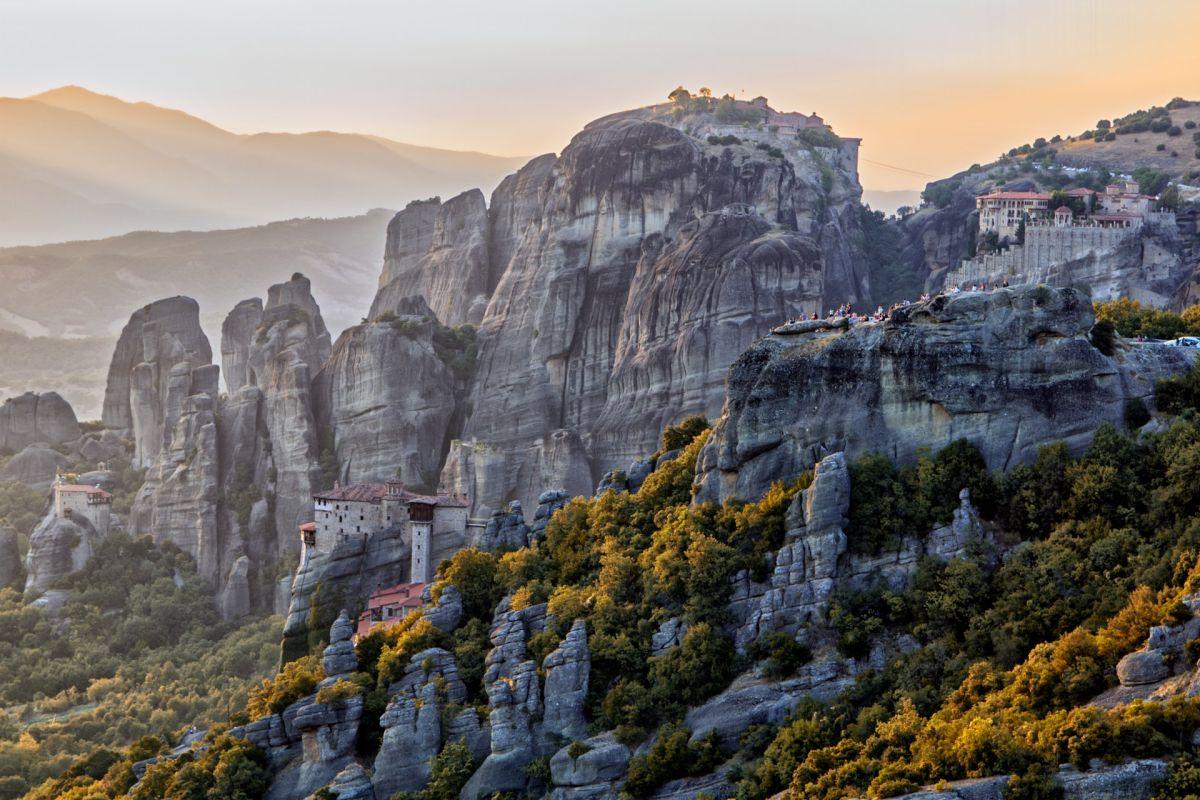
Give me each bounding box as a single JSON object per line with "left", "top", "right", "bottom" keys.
{"left": 3, "top": 0, "right": 1200, "bottom": 191}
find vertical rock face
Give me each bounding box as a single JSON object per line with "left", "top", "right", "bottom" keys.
{"left": 220, "top": 298, "right": 263, "bottom": 394}
{"left": 403, "top": 104, "right": 866, "bottom": 517}
{"left": 102, "top": 296, "right": 214, "bottom": 468}
{"left": 696, "top": 285, "right": 1199, "bottom": 505}
{"left": 130, "top": 372, "right": 222, "bottom": 585}
{"left": 371, "top": 189, "right": 494, "bottom": 327}
{"left": 0, "top": 392, "right": 80, "bottom": 451}
{"left": 314, "top": 296, "right": 458, "bottom": 489}
{"left": 541, "top": 619, "right": 590, "bottom": 741}
{"left": 244, "top": 274, "right": 332, "bottom": 543}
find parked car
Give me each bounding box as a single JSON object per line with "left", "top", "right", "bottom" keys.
{"left": 1167, "top": 337, "right": 1200, "bottom": 348}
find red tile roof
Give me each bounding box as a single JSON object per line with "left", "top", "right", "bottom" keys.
{"left": 299, "top": 522, "right": 317, "bottom": 533}
{"left": 1055, "top": 205, "right": 1073, "bottom": 213}
{"left": 1065, "top": 187, "right": 1096, "bottom": 196}
{"left": 355, "top": 582, "right": 428, "bottom": 638}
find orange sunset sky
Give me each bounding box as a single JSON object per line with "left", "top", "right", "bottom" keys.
{"left": 4, "top": 0, "right": 1200, "bottom": 192}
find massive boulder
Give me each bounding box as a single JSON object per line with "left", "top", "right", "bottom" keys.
{"left": 101, "top": 296, "right": 213, "bottom": 467}
{"left": 371, "top": 190, "right": 494, "bottom": 327}
{"left": 0, "top": 445, "right": 68, "bottom": 488}
{"left": 0, "top": 392, "right": 80, "bottom": 452}
{"left": 696, "top": 285, "right": 1197, "bottom": 504}
{"left": 24, "top": 512, "right": 102, "bottom": 598}
{"left": 314, "top": 296, "right": 459, "bottom": 489}
{"left": 351, "top": 101, "right": 865, "bottom": 518}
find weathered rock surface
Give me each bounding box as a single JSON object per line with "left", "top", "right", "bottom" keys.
{"left": 884, "top": 758, "right": 1169, "bottom": 800}
{"left": 0, "top": 392, "right": 79, "bottom": 452}
{"left": 372, "top": 647, "right": 468, "bottom": 799}
{"left": 371, "top": 190, "right": 494, "bottom": 327}
{"left": 240, "top": 274, "right": 331, "bottom": 546}
{"left": 220, "top": 298, "right": 263, "bottom": 394}
{"left": 24, "top": 513, "right": 102, "bottom": 598}
{"left": 315, "top": 296, "right": 458, "bottom": 489}
{"left": 101, "top": 296, "right": 213, "bottom": 467}
{"left": 542, "top": 619, "right": 590, "bottom": 741}
{"left": 314, "top": 763, "right": 374, "bottom": 800}
{"left": 129, "top": 374, "right": 222, "bottom": 587}
{"left": 443, "top": 109, "right": 859, "bottom": 517}
{"left": 474, "top": 501, "right": 530, "bottom": 551}
{"left": 319, "top": 610, "right": 358, "bottom": 686}
{"left": 549, "top": 734, "right": 630, "bottom": 800}
{"left": 697, "top": 285, "right": 1198, "bottom": 504}
{"left": 0, "top": 445, "right": 68, "bottom": 488}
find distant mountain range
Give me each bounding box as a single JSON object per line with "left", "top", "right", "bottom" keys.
{"left": 0, "top": 86, "right": 528, "bottom": 246}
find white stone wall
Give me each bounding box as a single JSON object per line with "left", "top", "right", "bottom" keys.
{"left": 314, "top": 498, "right": 381, "bottom": 552}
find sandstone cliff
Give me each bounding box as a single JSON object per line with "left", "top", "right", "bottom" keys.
{"left": 371, "top": 191, "right": 493, "bottom": 327}
{"left": 116, "top": 276, "right": 333, "bottom": 618}
{"left": 101, "top": 296, "right": 213, "bottom": 468}
{"left": 314, "top": 296, "right": 459, "bottom": 490}
{"left": 369, "top": 100, "right": 868, "bottom": 517}
{"left": 0, "top": 391, "right": 79, "bottom": 452}
{"left": 695, "top": 284, "right": 1195, "bottom": 504}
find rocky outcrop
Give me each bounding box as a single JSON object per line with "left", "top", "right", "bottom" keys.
{"left": 128, "top": 367, "right": 222, "bottom": 586}
{"left": 372, "top": 647, "right": 469, "bottom": 799}
{"left": 101, "top": 296, "right": 213, "bottom": 467}
{"left": 0, "top": 392, "right": 79, "bottom": 452}
{"left": 220, "top": 298, "right": 263, "bottom": 394}
{"left": 234, "top": 274, "right": 331, "bottom": 545}
{"left": 24, "top": 512, "right": 102, "bottom": 598}
{"left": 542, "top": 619, "right": 590, "bottom": 741}
{"left": 549, "top": 734, "right": 630, "bottom": 800}
{"left": 314, "top": 297, "right": 458, "bottom": 489}
{"left": 320, "top": 610, "right": 358, "bottom": 685}
{"left": 696, "top": 285, "right": 1197, "bottom": 504}
{"left": 474, "top": 501, "right": 530, "bottom": 551}
{"left": 885, "top": 758, "right": 1169, "bottom": 800}
{"left": 371, "top": 190, "right": 494, "bottom": 327}
{"left": 314, "top": 763, "right": 374, "bottom": 800}
{"left": 230, "top": 614, "right": 365, "bottom": 800}
{"left": 447, "top": 112, "right": 853, "bottom": 517}
{"left": 0, "top": 445, "right": 68, "bottom": 488}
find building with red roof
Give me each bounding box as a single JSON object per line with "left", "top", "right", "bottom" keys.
{"left": 53, "top": 474, "right": 112, "bottom": 534}
{"left": 308, "top": 479, "right": 470, "bottom": 583}
{"left": 354, "top": 582, "right": 427, "bottom": 639}
{"left": 976, "top": 191, "right": 1052, "bottom": 239}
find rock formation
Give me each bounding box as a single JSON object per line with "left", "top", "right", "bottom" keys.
{"left": 220, "top": 298, "right": 263, "bottom": 394}
{"left": 348, "top": 100, "right": 868, "bottom": 518}
{"left": 240, "top": 274, "right": 331, "bottom": 540}
{"left": 696, "top": 285, "right": 1197, "bottom": 504}
{"left": 0, "top": 391, "right": 80, "bottom": 452}
{"left": 0, "top": 445, "right": 68, "bottom": 488}
{"left": 101, "top": 296, "right": 213, "bottom": 468}
{"left": 372, "top": 647, "right": 469, "bottom": 799}
{"left": 541, "top": 618, "right": 590, "bottom": 741}
{"left": 24, "top": 512, "right": 102, "bottom": 598}
{"left": 314, "top": 296, "right": 458, "bottom": 489}
{"left": 371, "top": 190, "right": 493, "bottom": 327}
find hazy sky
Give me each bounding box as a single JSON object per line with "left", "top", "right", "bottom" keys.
{"left": 4, "top": 0, "right": 1199, "bottom": 191}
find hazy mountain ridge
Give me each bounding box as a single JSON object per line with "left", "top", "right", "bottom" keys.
{"left": 0, "top": 86, "right": 528, "bottom": 246}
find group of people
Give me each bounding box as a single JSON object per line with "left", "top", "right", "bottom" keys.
{"left": 950, "top": 278, "right": 1010, "bottom": 294}
{"left": 781, "top": 279, "right": 1015, "bottom": 331}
